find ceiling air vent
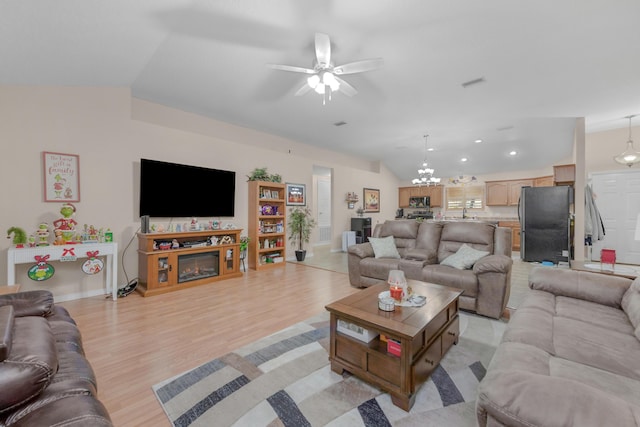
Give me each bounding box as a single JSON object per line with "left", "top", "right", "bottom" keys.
{"left": 461, "top": 77, "right": 486, "bottom": 88}
{"left": 334, "top": 121, "right": 347, "bottom": 127}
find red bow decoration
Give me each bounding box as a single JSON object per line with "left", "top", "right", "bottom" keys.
{"left": 62, "top": 248, "right": 76, "bottom": 257}
{"left": 34, "top": 255, "right": 50, "bottom": 263}
{"left": 86, "top": 251, "right": 100, "bottom": 258}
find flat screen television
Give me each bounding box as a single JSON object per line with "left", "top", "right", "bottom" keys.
{"left": 139, "top": 158, "right": 235, "bottom": 218}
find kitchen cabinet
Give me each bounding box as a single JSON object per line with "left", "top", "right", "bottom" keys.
{"left": 485, "top": 182, "right": 508, "bottom": 206}
{"left": 398, "top": 186, "right": 443, "bottom": 208}
{"left": 499, "top": 221, "right": 521, "bottom": 251}
{"left": 398, "top": 187, "right": 411, "bottom": 208}
{"left": 534, "top": 176, "right": 554, "bottom": 187}
{"left": 554, "top": 164, "right": 575, "bottom": 185}
{"left": 486, "top": 179, "right": 533, "bottom": 206}
{"left": 427, "top": 186, "right": 443, "bottom": 207}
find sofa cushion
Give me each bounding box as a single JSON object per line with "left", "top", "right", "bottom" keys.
{"left": 368, "top": 236, "right": 401, "bottom": 259}
{"left": 378, "top": 221, "right": 418, "bottom": 255}
{"left": 529, "top": 267, "right": 631, "bottom": 308}
{"left": 360, "top": 257, "right": 401, "bottom": 280}
{"left": 622, "top": 277, "right": 640, "bottom": 336}
{"left": 437, "top": 222, "right": 495, "bottom": 263}
{"left": 413, "top": 222, "right": 443, "bottom": 264}
{"left": 0, "top": 316, "right": 57, "bottom": 413}
{"left": 0, "top": 306, "right": 14, "bottom": 362}
{"left": 440, "top": 243, "right": 489, "bottom": 270}
{"left": 422, "top": 265, "right": 478, "bottom": 297}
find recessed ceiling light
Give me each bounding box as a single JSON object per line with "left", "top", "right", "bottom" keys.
{"left": 427, "top": 147, "right": 434, "bottom": 152}
{"left": 475, "top": 139, "right": 482, "bottom": 143}
{"left": 461, "top": 157, "right": 468, "bottom": 162}
{"left": 509, "top": 151, "right": 517, "bottom": 156}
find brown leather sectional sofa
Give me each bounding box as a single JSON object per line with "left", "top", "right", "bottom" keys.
{"left": 477, "top": 267, "right": 640, "bottom": 426}
{"left": 0, "top": 290, "right": 112, "bottom": 426}
{"left": 347, "top": 219, "right": 513, "bottom": 319}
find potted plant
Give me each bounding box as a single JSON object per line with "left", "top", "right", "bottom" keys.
{"left": 246, "top": 167, "right": 282, "bottom": 183}
{"left": 288, "top": 206, "right": 316, "bottom": 261}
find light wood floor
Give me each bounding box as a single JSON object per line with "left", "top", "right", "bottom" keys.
{"left": 59, "top": 262, "right": 359, "bottom": 427}
{"left": 59, "top": 250, "right": 533, "bottom": 426}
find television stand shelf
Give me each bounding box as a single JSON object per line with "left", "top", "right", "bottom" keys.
{"left": 137, "top": 229, "right": 242, "bottom": 296}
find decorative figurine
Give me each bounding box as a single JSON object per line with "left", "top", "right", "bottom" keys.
{"left": 172, "top": 239, "right": 180, "bottom": 249}
{"left": 6, "top": 226, "right": 27, "bottom": 248}
{"left": 36, "top": 223, "right": 50, "bottom": 246}
{"left": 53, "top": 203, "right": 78, "bottom": 243}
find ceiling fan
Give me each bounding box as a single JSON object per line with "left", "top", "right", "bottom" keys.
{"left": 267, "top": 33, "right": 383, "bottom": 104}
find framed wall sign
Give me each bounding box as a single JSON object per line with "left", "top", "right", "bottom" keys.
{"left": 363, "top": 188, "right": 380, "bottom": 212}
{"left": 43, "top": 152, "right": 80, "bottom": 202}
{"left": 286, "top": 183, "right": 306, "bottom": 206}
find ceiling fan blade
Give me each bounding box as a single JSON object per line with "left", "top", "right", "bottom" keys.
{"left": 333, "top": 58, "right": 384, "bottom": 75}
{"left": 267, "top": 64, "right": 316, "bottom": 74}
{"left": 335, "top": 76, "right": 357, "bottom": 97}
{"left": 315, "top": 33, "right": 331, "bottom": 67}
{"left": 294, "top": 82, "right": 312, "bottom": 96}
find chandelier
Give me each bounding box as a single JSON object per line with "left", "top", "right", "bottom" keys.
{"left": 614, "top": 115, "right": 640, "bottom": 167}
{"left": 412, "top": 134, "right": 441, "bottom": 186}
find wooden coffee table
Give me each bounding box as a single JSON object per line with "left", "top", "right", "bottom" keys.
{"left": 325, "top": 280, "right": 462, "bottom": 411}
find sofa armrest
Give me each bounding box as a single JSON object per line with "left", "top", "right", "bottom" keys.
{"left": 0, "top": 290, "right": 54, "bottom": 317}
{"left": 474, "top": 255, "right": 513, "bottom": 319}
{"left": 528, "top": 267, "right": 631, "bottom": 308}
{"left": 347, "top": 242, "right": 374, "bottom": 259}
{"left": 477, "top": 369, "right": 639, "bottom": 427}
{"left": 473, "top": 254, "right": 512, "bottom": 274}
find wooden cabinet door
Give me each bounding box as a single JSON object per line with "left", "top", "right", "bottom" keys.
{"left": 486, "top": 182, "right": 509, "bottom": 205}
{"left": 534, "top": 176, "right": 554, "bottom": 187}
{"left": 428, "top": 186, "right": 443, "bottom": 207}
{"left": 512, "top": 227, "right": 521, "bottom": 251}
{"left": 554, "top": 164, "right": 575, "bottom": 184}
{"left": 507, "top": 180, "right": 533, "bottom": 206}
{"left": 398, "top": 187, "right": 411, "bottom": 207}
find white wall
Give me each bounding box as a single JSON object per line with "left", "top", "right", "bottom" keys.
{"left": 0, "top": 86, "right": 400, "bottom": 300}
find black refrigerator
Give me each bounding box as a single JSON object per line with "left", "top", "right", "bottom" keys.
{"left": 519, "top": 186, "right": 572, "bottom": 263}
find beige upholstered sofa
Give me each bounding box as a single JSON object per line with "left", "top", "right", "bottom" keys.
{"left": 477, "top": 267, "right": 640, "bottom": 427}
{"left": 347, "top": 220, "right": 513, "bottom": 319}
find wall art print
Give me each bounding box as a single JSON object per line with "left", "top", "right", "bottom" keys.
{"left": 363, "top": 188, "right": 380, "bottom": 212}
{"left": 43, "top": 152, "right": 80, "bottom": 202}
{"left": 286, "top": 183, "right": 306, "bottom": 206}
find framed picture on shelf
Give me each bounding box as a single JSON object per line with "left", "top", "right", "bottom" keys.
{"left": 43, "top": 151, "right": 80, "bottom": 202}
{"left": 261, "top": 190, "right": 271, "bottom": 199}
{"left": 286, "top": 183, "right": 306, "bottom": 206}
{"left": 271, "top": 190, "right": 279, "bottom": 199}
{"left": 363, "top": 188, "right": 380, "bottom": 212}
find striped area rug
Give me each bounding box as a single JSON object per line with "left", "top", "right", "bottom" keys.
{"left": 153, "top": 311, "right": 506, "bottom": 426}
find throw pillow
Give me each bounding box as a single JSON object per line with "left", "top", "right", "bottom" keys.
{"left": 622, "top": 277, "right": 640, "bottom": 330}
{"left": 368, "top": 236, "right": 401, "bottom": 259}
{"left": 441, "top": 243, "right": 489, "bottom": 270}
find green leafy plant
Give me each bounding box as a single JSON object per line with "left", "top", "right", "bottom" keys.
{"left": 288, "top": 206, "right": 316, "bottom": 251}
{"left": 239, "top": 235, "right": 250, "bottom": 252}
{"left": 246, "top": 167, "right": 281, "bottom": 182}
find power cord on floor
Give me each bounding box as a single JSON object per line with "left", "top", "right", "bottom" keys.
{"left": 106, "top": 227, "right": 139, "bottom": 299}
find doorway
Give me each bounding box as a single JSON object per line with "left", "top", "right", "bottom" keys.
{"left": 590, "top": 170, "right": 640, "bottom": 264}
{"left": 313, "top": 166, "right": 332, "bottom": 245}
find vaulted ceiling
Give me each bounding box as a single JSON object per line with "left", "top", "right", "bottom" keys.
{"left": 2, "top": 0, "right": 639, "bottom": 180}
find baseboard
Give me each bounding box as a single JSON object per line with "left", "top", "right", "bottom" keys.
{"left": 54, "top": 288, "right": 108, "bottom": 303}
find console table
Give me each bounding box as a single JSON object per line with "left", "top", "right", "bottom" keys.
{"left": 7, "top": 243, "right": 119, "bottom": 300}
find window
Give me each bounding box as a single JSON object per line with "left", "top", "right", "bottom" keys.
{"left": 446, "top": 185, "right": 484, "bottom": 210}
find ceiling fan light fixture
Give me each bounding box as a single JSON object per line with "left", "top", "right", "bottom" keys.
{"left": 614, "top": 115, "right": 640, "bottom": 167}
{"left": 307, "top": 74, "right": 320, "bottom": 88}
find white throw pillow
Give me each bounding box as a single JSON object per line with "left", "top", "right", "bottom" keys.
{"left": 368, "top": 236, "right": 401, "bottom": 259}
{"left": 441, "top": 243, "right": 489, "bottom": 270}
